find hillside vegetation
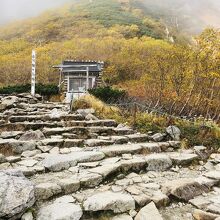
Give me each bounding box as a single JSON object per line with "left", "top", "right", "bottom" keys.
{"left": 0, "top": 0, "right": 220, "bottom": 122}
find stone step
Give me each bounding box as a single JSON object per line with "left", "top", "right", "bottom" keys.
{"left": 31, "top": 162, "right": 218, "bottom": 211}
{"left": 31, "top": 165, "right": 220, "bottom": 220}
{"left": 64, "top": 119, "right": 117, "bottom": 127}
{"left": 0, "top": 133, "right": 164, "bottom": 157}
{"left": 8, "top": 113, "right": 86, "bottom": 123}
{"left": 8, "top": 145, "right": 197, "bottom": 181}
{"left": 9, "top": 115, "right": 52, "bottom": 123}
{"left": 42, "top": 126, "right": 135, "bottom": 138}
{"left": 0, "top": 122, "right": 63, "bottom": 132}
{"left": 18, "top": 103, "right": 66, "bottom": 110}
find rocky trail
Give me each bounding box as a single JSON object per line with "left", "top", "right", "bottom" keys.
{"left": 0, "top": 94, "right": 220, "bottom": 220}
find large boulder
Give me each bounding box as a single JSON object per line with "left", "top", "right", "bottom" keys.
{"left": 0, "top": 96, "right": 18, "bottom": 111}
{"left": 166, "top": 126, "right": 181, "bottom": 141}
{"left": 162, "top": 178, "right": 209, "bottom": 201}
{"left": 0, "top": 170, "right": 35, "bottom": 219}
{"left": 19, "top": 130, "right": 45, "bottom": 141}
{"left": 37, "top": 202, "right": 82, "bottom": 220}
{"left": 83, "top": 191, "right": 135, "bottom": 213}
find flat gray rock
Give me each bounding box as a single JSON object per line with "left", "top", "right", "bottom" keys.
{"left": 35, "top": 183, "right": 62, "bottom": 200}
{"left": 100, "top": 144, "right": 142, "bottom": 157}
{"left": 135, "top": 202, "right": 163, "bottom": 220}
{"left": 145, "top": 154, "right": 172, "bottom": 171}
{"left": 204, "top": 171, "right": 220, "bottom": 180}
{"left": 169, "top": 152, "right": 198, "bottom": 165}
{"left": 42, "top": 151, "right": 105, "bottom": 171}
{"left": 37, "top": 202, "right": 82, "bottom": 220}
{"left": 83, "top": 191, "right": 135, "bottom": 213}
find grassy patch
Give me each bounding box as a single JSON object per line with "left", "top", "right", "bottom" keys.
{"left": 74, "top": 95, "right": 220, "bottom": 149}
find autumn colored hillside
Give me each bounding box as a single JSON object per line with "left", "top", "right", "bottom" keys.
{"left": 0, "top": 0, "right": 220, "bottom": 121}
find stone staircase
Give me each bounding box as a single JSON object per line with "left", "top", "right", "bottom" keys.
{"left": 0, "top": 94, "right": 220, "bottom": 220}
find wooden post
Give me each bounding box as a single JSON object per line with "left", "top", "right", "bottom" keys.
{"left": 86, "top": 66, "right": 89, "bottom": 92}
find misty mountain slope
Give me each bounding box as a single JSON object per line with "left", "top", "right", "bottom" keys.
{"left": 1, "top": 0, "right": 220, "bottom": 43}
{"left": 133, "top": 0, "right": 220, "bottom": 34}
{"left": 0, "top": 0, "right": 169, "bottom": 43}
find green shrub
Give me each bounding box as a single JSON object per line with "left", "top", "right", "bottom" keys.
{"left": 0, "top": 84, "right": 59, "bottom": 96}
{"left": 35, "top": 84, "right": 59, "bottom": 96}
{"left": 88, "top": 86, "right": 126, "bottom": 103}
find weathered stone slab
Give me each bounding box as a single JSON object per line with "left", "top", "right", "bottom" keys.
{"left": 120, "top": 157, "right": 146, "bottom": 172}
{"left": 58, "top": 178, "right": 80, "bottom": 194}
{"left": 42, "top": 151, "right": 105, "bottom": 172}
{"left": 85, "top": 139, "right": 114, "bottom": 147}
{"left": 37, "top": 202, "right": 82, "bottom": 220}
{"left": 63, "top": 139, "right": 84, "bottom": 148}
{"left": 114, "top": 127, "right": 135, "bottom": 135}
{"left": 195, "top": 176, "right": 219, "bottom": 188}
{"left": 145, "top": 154, "right": 172, "bottom": 171}
{"left": 78, "top": 172, "right": 103, "bottom": 188}
{"left": 189, "top": 195, "right": 212, "bottom": 209}
{"left": 88, "top": 163, "right": 121, "bottom": 177}
{"left": 19, "top": 130, "right": 45, "bottom": 141}
{"left": 0, "top": 139, "right": 36, "bottom": 155}
{"left": 125, "top": 133, "right": 149, "bottom": 142}
{"left": 83, "top": 191, "right": 135, "bottom": 213}
{"left": 40, "top": 138, "right": 64, "bottom": 147}
{"left": 140, "top": 143, "right": 161, "bottom": 154}
{"left": 135, "top": 202, "right": 163, "bottom": 220}
{"left": 151, "top": 191, "right": 169, "bottom": 207}
{"left": 100, "top": 144, "right": 142, "bottom": 157}
{"left": 35, "top": 182, "right": 62, "bottom": 200}
{"left": 110, "top": 136, "right": 129, "bottom": 144}
{"left": 169, "top": 152, "right": 198, "bottom": 165}
{"left": 162, "top": 178, "right": 209, "bottom": 201}
{"left": 0, "top": 131, "right": 24, "bottom": 139}
{"left": 42, "top": 127, "right": 70, "bottom": 136}
{"left": 204, "top": 171, "right": 220, "bottom": 181}
{"left": 21, "top": 150, "right": 41, "bottom": 158}
{"left": 193, "top": 209, "right": 220, "bottom": 220}
{"left": 17, "top": 159, "right": 38, "bottom": 167}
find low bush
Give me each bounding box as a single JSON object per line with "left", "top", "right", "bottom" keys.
{"left": 0, "top": 84, "right": 59, "bottom": 96}
{"left": 72, "top": 94, "right": 120, "bottom": 119}
{"left": 88, "top": 86, "right": 126, "bottom": 103}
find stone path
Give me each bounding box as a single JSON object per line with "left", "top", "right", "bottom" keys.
{"left": 0, "top": 94, "right": 220, "bottom": 220}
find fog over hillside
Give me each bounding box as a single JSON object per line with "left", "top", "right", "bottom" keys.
{"left": 0, "top": 0, "right": 71, "bottom": 25}
{"left": 0, "top": 0, "right": 220, "bottom": 32}
{"left": 142, "top": 0, "right": 220, "bottom": 33}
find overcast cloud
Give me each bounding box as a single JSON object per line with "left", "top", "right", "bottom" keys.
{"left": 0, "top": 0, "right": 71, "bottom": 25}
{"left": 0, "top": 0, "right": 220, "bottom": 30}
